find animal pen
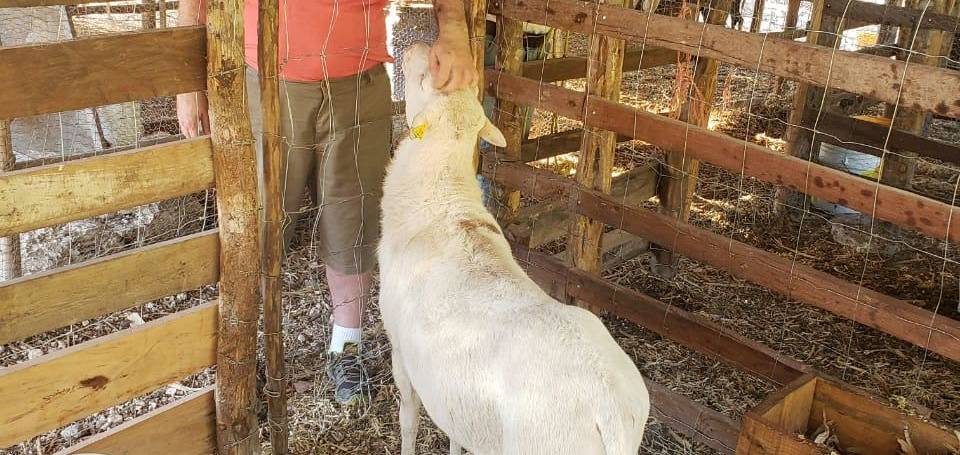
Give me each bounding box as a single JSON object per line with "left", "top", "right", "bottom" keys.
{"left": 0, "top": 0, "right": 959, "bottom": 453}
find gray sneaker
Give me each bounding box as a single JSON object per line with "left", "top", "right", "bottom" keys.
{"left": 326, "top": 343, "right": 369, "bottom": 405}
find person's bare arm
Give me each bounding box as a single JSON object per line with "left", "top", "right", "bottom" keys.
{"left": 430, "top": 0, "right": 477, "bottom": 92}
{"left": 176, "top": 0, "right": 210, "bottom": 137}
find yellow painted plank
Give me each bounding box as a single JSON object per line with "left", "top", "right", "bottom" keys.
{"left": 0, "top": 26, "right": 205, "bottom": 119}
{"left": 0, "top": 302, "right": 218, "bottom": 448}
{"left": 55, "top": 387, "right": 216, "bottom": 455}
{"left": 0, "top": 137, "right": 214, "bottom": 237}
{"left": 0, "top": 230, "right": 220, "bottom": 344}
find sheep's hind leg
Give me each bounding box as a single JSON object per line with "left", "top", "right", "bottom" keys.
{"left": 394, "top": 350, "right": 421, "bottom": 455}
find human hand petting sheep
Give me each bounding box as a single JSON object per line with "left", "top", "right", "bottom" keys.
{"left": 428, "top": 0, "right": 478, "bottom": 92}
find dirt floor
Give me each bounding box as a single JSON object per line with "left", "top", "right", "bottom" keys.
{"left": 3, "top": 5, "right": 960, "bottom": 455}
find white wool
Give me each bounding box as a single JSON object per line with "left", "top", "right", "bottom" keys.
{"left": 378, "top": 42, "right": 650, "bottom": 455}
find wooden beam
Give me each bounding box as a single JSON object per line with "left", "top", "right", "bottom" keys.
{"left": 646, "top": 380, "right": 740, "bottom": 454}
{"left": 489, "top": 12, "right": 527, "bottom": 224}
{"left": 750, "top": 0, "right": 765, "bottom": 33}
{"left": 67, "top": 1, "right": 179, "bottom": 15}
{"left": 824, "top": 0, "right": 960, "bottom": 32}
{"left": 508, "top": 165, "right": 658, "bottom": 247}
{"left": 881, "top": 0, "right": 957, "bottom": 190}
{"left": 0, "top": 26, "right": 206, "bottom": 119}
{"left": 0, "top": 230, "right": 219, "bottom": 344}
{"left": 0, "top": 117, "right": 19, "bottom": 281}
{"left": 490, "top": 0, "right": 960, "bottom": 119}
{"left": 0, "top": 302, "right": 218, "bottom": 448}
{"left": 12, "top": 134, "right": 185, "bottom": 171}
{"left": 522, "top": 47, "right": 677, "bottom": 83}
{"left": 55, "top": 387, "right": 216, "bottom": 455}
{"left": 489, "top": 160, "right": 960, "bottom": 362}
{"left": 484, "top": 71, "right": 960, "bottom": 244}
{"left": 205, "top": 0, "right": 261, "bottom": 451}
{"left": 654, "top": 0, "right": 730, "bottom": 278}
{"left": 0, "top": 0, "right": 156, "bottom": 6}
{"left": 521, "top": 129, "right": 632, "bottom": 162}
{"left": 816, "top": 112, "right": 960, "bottom": 166}
{"left": 257, "top": 0, "right": 289, "bottom": 451}
{"left": 0, "top": 137, "right": 215, "bottom": 237}
{"left": 516, "top": 243, "right": 808, "bottom": 384}
{"left": 568, "top": 0, "right": 629, "bottom": 306}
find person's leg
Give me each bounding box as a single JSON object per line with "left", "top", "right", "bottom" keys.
{"left": 316, "top": 64, "right": 393, "bottom": 403}
{"left": 246, "top": 67, "right": 325, "bottom": 252}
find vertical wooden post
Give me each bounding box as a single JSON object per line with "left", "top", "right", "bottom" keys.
{"left": 749, "top": 0, "right": 765, "bottom": 32}
{"left": 466, "top": 0, "right": 487, "bottom": 174}
{"left": 651, "top": 0, "right": 730, "bottom": 278}
{"left": 488, "top": 3, "right": 526, "bottom": 224}
{"left": 206, "top": 0, "right": 262, "bottom": 452}
{"left": 258, "top": 0, "right": 288, "bottom": 453}
{"left": 0, "top": 119, "right": 20, "bottom": 281}
{"left": 158, "top": 0, "right": 168, "bottom": 28}
{"left": 141, "top": 0, "right": 157, "bottom": 29}
{"left": 779, "top": 0, "right": 838, "bottom": 212}
{"left": 568, "top": 0, "right": 628, "bottom": 294}
{"left": 881, "top": 0, "right": 955, "bottom": 190}
{"left": 785, "top": 0, "right": 801, "bottom": 34}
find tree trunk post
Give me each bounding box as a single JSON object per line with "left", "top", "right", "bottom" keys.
{"left": 567, "top": 0, "right": 629, "bottom": 308}
{"left": 650, "top": 0, "right": 730, "bottom": 278}
{"left": 881, "top": 0, "right": 955, "bottom": 190}
{"left": 487, "top": 4, "right": 526, "bottom": 224}
{"left": 206, "top": 0, "right": 262, "bottom": 452}
{"left": 257, "top": 0, "right": 289, "bottom": 452}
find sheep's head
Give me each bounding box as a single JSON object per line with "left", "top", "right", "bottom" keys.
{"left": 401, "top": 42, "right": 506, "bottom": 147}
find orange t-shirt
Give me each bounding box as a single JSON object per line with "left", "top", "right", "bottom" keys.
{"left": 243, "top": 0, "right": 393, "bottom": 82}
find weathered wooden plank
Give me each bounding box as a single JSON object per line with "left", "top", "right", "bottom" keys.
{"left": 0, "top": 230, "right": 219, "bottom": 344}
{"left": 0, "top": 0, "right": 151, "bottom": 6}
{"left": 816, "top": 112, "right": 960, "bottom": 166}
{"left": 507, "top": 165, "right": 657, "bottom": 247}
{"left": 0, "top": 302, "right": 218, "bottom": 448}
{"left": 653, "top": 0, "right": 729, "bottom": 278}
{"left": 489, "top": 12, "right": 526, "bottom": 224}
{"left": 514, "top": 243, "right": 808, "bottom": 385}
{"left": 568, "top": 0, "right": 629, "bottom": 308}
{"left": 490, "top": 0, "right": 960, "bottom": 118}
{"left": 67, "top": 1, "right": 179, "bottom": 15}
{"left": 55, "top": 387, "right": 216, "bottom": 455}
{"left": 521, "top": 129, "right": 633, "bottom": 162}
{"left": 522, "top": 47, "right": 677, "bottom": 83}
{"left": 0, "top": 137, "right": 215, "bottom": 237}
{"left": 485, "top": 71, "right": 960, "bottom": 244}
{"left": 824, "top": 0, "right": 960, "bottom": 32}
{"left": 205, "top": 0, "right": 261, "bottom": 451}
{"left": 0, "top": 27, "right": 206, "bottom": 119}
{"left": 489, "top": 160, "right": 960, "bottom": 362}
{"left": 257, "top": 0, "right": 289, "bottom": 450}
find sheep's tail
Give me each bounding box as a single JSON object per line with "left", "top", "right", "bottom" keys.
{"left": 594, "top": 379, "right": 650, "bottom": 455}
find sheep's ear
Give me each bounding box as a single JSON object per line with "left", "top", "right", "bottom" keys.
{"left": 479, "top": 119, "right": 507, "bottom": 148}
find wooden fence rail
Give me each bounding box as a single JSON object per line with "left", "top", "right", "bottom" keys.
{"left": 488, "top": 158, "right": 960, "bottom": 362}
{"left": 824, "top": 0, "right": 960, "bottom": 32}
{"left": 0, "top": 302, "right": 218, "bottom": 447}
{"left": 0, "top": 230, "right": 219, "bottom": 344}
{"left": 485, "top": 71, "right": 960, "bottom": 244}
{"left": 490, "top": 0, "right": 960, "bottom": 119}
{"left": 55, "top": 387, "right": 217, "bottom": 455}
{"left": 0, "top": 137, "right": 215, "bottom": 237}
{"left": 0, "top": 26, "right": 206, "bottom": 119}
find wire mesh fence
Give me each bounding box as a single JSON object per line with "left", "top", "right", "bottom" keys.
{"left": 2, "top": 0, "right": 960, "bottom": 453}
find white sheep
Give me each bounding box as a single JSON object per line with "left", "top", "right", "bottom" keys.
{"left": 378, "top": 42, "right": 651, "bottom": 455}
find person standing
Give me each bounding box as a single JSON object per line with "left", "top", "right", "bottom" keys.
{"left": 176, "top": 0, "right": 477, "bottom": 404}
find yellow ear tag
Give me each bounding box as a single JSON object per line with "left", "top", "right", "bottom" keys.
{"left": 410, "top": 122, "right": 428, "bottom": 140}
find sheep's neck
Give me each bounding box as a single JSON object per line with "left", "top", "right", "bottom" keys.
{"left": 395, "top": 134, "right": 486, "bottom": 219}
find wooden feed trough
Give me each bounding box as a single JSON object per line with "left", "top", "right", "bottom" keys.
{"left": 738, "top": 374, "right": 960, "bottom": 454}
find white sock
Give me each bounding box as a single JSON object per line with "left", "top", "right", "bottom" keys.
{"left": 329, "top": 324, "right": 362, "bottom": 354}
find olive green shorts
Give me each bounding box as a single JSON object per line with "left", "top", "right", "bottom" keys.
{"left": 246, "top": 64, "right": 393, "bottom": 275}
